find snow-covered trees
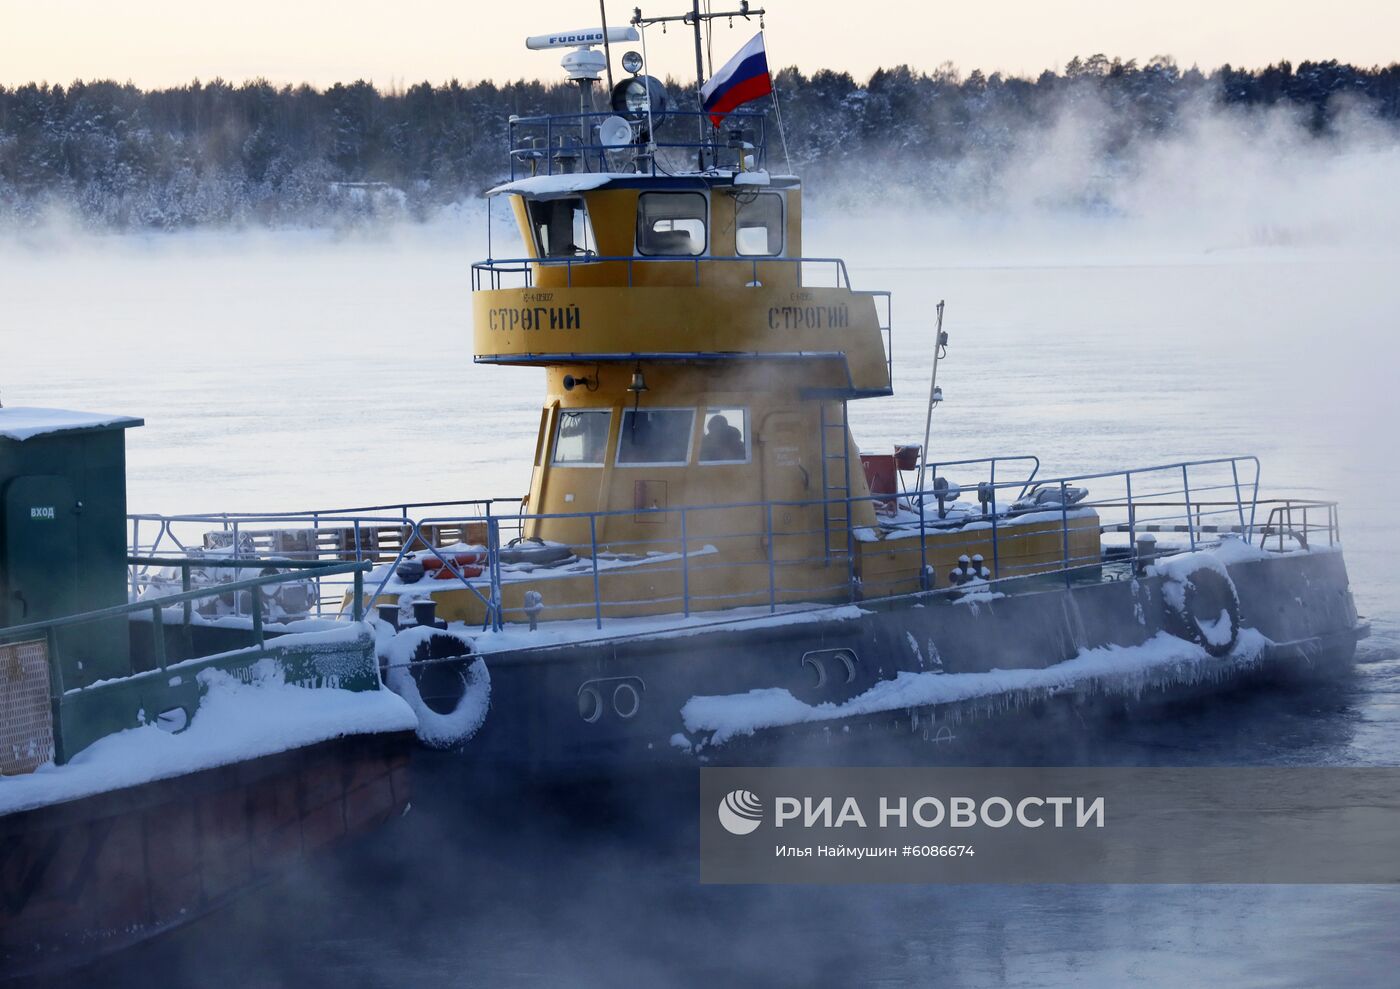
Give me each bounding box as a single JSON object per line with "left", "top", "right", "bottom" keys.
{"left": 0, "top": 59, "right": 1395, "bottom": 230}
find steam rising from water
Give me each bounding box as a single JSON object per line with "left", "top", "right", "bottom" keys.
{"left": 807, "top": 95, "right": 1400, "bottom": 262}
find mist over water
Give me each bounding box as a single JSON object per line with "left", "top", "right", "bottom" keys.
{"left": 5, "top": 96, "right": 1400, "bottom": 986}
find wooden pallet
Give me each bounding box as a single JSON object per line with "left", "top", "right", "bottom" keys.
{"left": 202, "top": 522, "right": 488, "bottom": 563}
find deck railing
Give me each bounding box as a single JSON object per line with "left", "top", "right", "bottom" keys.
{"left": 506, "top": 109, "right": 768, "bottom": 179}
{"left": 123, "top": 456, "right": 1335, "bottom": 636}
{"left": 1, "top": 557, "right": 374, "bottom": 764}
{"left": 470, "top": 254, "right": 854, "bottom": 291}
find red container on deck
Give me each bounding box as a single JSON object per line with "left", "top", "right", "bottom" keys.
{"left": 894, "top": 444, "right": 921, "bottom": 471}
{"left": 860, "top": 453, "right": 898, "bottom": 510}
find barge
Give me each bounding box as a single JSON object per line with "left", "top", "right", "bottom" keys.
{"left": 0, "top": 408, "right": 414, "bottom": 978}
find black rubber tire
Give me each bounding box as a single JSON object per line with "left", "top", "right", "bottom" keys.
{"left": 1165, "top": 567, "right": 1241, "bottom": 658}
{"left": 411, "top": 633, "right": 473, "bottom": 716}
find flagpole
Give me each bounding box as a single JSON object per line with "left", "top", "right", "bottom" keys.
{"left": 640, "top": 23, "right": 657, "bottom": 168}
{"left": 690, "top": 0, "right": 708, "bottom": 163}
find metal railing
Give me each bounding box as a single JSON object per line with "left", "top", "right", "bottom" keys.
{"left": 471, "top": 253, "right": 854, "bottom": 291}
{"left": 1256, "top": 499, "right": 1340, "bottom": 551}
{"left": 122, "top": 456, "right": 1321, "bottom": 637}
{"left": 507, "top": 109, "right": 768, "bottom": 179}
{"left": 128, "top": 501, "right": 528, "bottom": 619}
{"left": 914, "top": 455, "right": 1043, "bottom": 501}
{"left": 1, "top": 557, "right": 374, "bottom": 764}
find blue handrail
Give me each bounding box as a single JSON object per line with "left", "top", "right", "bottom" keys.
{"left": 128, "top": 455, "right": 1342, "bottom": 634}
{"left": 472, "top": 254, "right": 853, "bottom": 291}
{"left": 507, "top": 110, "right": 768, "bottom": 179}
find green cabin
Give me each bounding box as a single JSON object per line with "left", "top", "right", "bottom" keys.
{"left": 0, "top": 407, "right": 143, "bottom": 688}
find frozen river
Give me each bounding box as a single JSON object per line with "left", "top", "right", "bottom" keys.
{"left": 4, "top": 216, "right": 1400, "bottom": 986}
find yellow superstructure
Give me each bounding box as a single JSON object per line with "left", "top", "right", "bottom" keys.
{"left": 387, "top": 168, "right": 1098, "bottom": 626}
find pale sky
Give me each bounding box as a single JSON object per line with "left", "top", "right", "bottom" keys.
{"left": 2, "top": 1, "right": 1396, "bottom": 89}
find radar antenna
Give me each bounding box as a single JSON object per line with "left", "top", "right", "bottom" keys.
{"left": 525, "top": 25, "right": 642, "bottom": 148}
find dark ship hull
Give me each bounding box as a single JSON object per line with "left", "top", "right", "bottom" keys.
{"left": 447, "top": 550, "right": 1361, "bottom": 772}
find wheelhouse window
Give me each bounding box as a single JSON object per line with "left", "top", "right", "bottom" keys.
{"left": 552, "top": 409, "right": 611, "bottom": 466}
{"left": 699, "top": 408, "right": 749, "bottom": 463}
{"left": 636, "top": 192, "right": 707, "bottom": 256}
{"left": 735, "top": 193, "right": 784, "bottom": 256}
{"left": 528, "top": 197, "right": 596, "bottom": 258}
{"left": 617, "top": 409, "right": 696, "bottom": 465}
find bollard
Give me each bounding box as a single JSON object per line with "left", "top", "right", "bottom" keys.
{"left": 412, "top": 599, "right": 446, "bottom": 630}
{"left": 524, "top": 590, "right": 544, "bottom": 631}
{"left": 1134, "top": 533, "right": 1157, "bottom": 577}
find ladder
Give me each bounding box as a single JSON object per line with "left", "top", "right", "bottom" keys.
{"left": 819, "top": 401, "right": 853, "bottom": 565}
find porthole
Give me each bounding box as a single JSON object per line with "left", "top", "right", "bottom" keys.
{"left": 613, "top": 682, "right": 641, "bottom": 719}
{"left": 578, "top": 686, "right": 604, "bottom": 723}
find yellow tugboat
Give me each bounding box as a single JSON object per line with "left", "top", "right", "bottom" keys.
{"left": 130, "top": 4, "right": 1365, "bottom": 768}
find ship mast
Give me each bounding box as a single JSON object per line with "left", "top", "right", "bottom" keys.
{"left": 630, "top": 1, "right": 765, "bottom": 162}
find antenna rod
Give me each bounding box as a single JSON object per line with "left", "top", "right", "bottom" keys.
{"left": 691, "top": 2, "right": 707, "bottom": 158}
{"left": 599, "top": 1, "right": 616, "bottom": 94}
{"left": 918, "top": 301, "right": 947, "bottom": 493}
{"left": 690, "top": 1, "right": 706, "bottom": 94}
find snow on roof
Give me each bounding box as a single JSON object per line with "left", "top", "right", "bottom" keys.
{"left": 486, "top": 172, "right": 628, "bottom": 199}
{"left": 0, "top": 406, "right": 143, "bottom": 442}
{"left": 485, "top": 170, "right": 797, "bottom": 199}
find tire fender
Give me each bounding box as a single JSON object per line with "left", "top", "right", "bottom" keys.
{"left": 1163, "top": 565, "right": 1241, "bottom": 658}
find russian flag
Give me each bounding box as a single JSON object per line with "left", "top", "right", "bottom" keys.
{"left": 700, "top": 33, "right": 772, "bottom": 127}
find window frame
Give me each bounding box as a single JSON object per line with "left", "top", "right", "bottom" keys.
{"left": 734, "top": 192, "right": 785, "bottom": 258}
{"left": 551, "top": 408, "right": 613, "bottom": 468}
{"left": 614, "top": 407, "right": 698, "bottom": 467}
{"left": 698, "top": 407, "right": 752, "bottom": 465}
{"left": 635, "top": 191, "right": 709, "bottom": 257}
{"left": 527, "top": 196, "right": 597, "bottom": 259}
{"left": 533, "top": 406, "right": 552, "bottom": 467}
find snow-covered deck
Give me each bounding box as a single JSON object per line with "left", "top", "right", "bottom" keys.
{"left": 0, "top": 659, "right": 414, "bottom": 817}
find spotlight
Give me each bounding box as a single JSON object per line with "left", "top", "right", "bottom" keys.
{"left": 610, "top": 75, "right": 668, "bottom": 125}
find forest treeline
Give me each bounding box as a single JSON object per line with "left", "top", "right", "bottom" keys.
{"left": 1, "top": 56, "right": 1397, "bottom": 229}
